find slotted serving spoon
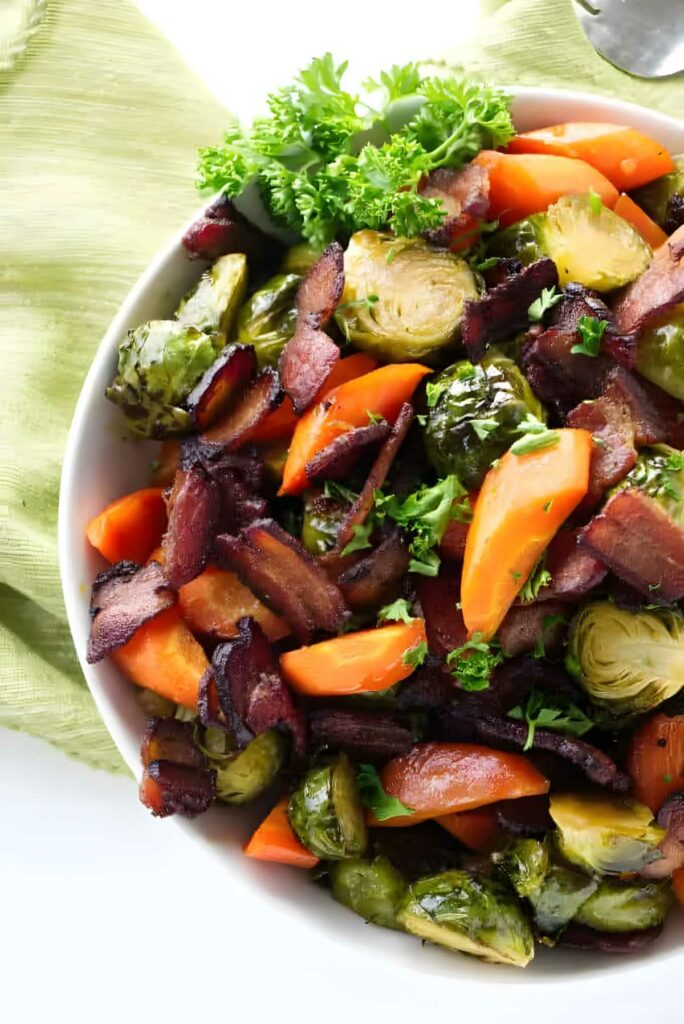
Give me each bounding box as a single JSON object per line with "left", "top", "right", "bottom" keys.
{"left": 573, "top": 0, "right": 684, "bottom": 78}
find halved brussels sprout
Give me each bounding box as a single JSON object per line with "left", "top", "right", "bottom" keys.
{"left": 280, "top": 242, "right": 324, "bottom": 275}
{"left": 495, "top": 837, "right": 551, "bottom": 898}
{"left": 488, "top": 195, "right": 651, "bottom": 291}
{"left": 330, "top": 854, "right": 407, "bottom": 929}
{"left": 336, "top": 230, "right": 478, "bottom": 364}
{"left": 202, "top": 728, "right": 285, "bottom": 805}
{"left": 301, "top": 493, "right": 345, "bottom": 555}
{"left": 398, "top": 870, "right": 534, "bottom": 967}
{"left": 424, "top": 351, "right": 546, "bottom": 488}
{"left": 569, "top": 600, "right": 684, "bottom": 719}
{"left": 550, "top": 793, "right": 665, "bottom": 876}
{"left": 528, "top": 866, "right": 597, "bottom": 937}
{"left": 617, "top": 444, "right": 684, "bottom": 526}
{"left": 105, "top": 321, "right": 223, "bottom": 438}
{"left": 235, "top": 273, "right": 301, "bottom": 368}
{"left": 176, "top": 252, "right": 248, "bottom": 339}
{"left": 288, "top": 753, "right": 368, "bottom": 860}
{"left": 636, "top": 311, "right": 684, "bottom": 401}
{"left": 632, "top": 155, "right": 684, "bottom": 228}
{"left": 574, "top": 878, "right": 672, "bottom": 933}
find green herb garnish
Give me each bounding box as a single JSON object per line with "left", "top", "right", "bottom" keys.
{"left": 357, "top": 763, "right": 415, "bottom": 821}
{"left": 447, "top": 633, "right": 504, "bottom": 691}
{"left": 403, "top": 641, "right": 429, "bottom": 668}
{"left": 528, "top": 286, "right": 562, "bottom": 323}
{"left": 508, "top": 689, "right": 594, "bottom": 751}
{"left": 571, "top": 315, "right": 608, "bottom": 357}
{"left": 340, "top": 521, "right": 373, "bottom": 556}
{"left": 377, "top": 598, "right": 416, "bottom": 625}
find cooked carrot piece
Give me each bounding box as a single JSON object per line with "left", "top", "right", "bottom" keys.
{"left": 461, "top": 429, "right": 592, "bottom": 639}
{"left": 627, "top": 712, "right": 684, "bottom": 814}
{"left": 507, "top": 123, "right": 674, "bottom": 192}
{"left": 613, "top": 193, "right": 668, "bottom": 250}
{"left": 436, "top": 806, "right": 502, "bottom": 852}
{"left": 178, "top": 565, "right": 289, "bottom": 641}
{"left": 244, "top": 798, "right": 319, "bottom": 868}
{"left": 280, "top": 619, "right": 427, "bottom": 696}
{"left": 379, "top": 742, "right": 549, "bottom": 820}
{"left": 280, "top": 363, "right": 430, "bottom": 495}
{"left": 112, "top": 607, "right": 208, "bottom": 708}
{"left": 86, "top": 487, "right": 167, "bottom": 564}
{"left": 473, "top": 150, "right": 619, "bottom": 227}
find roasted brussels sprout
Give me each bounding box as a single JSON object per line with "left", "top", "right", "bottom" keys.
{"left": 487, "top": 196, "right": 651, "bottom": 291}
{"left": 495, "top": 837, "right": 551, "bottom": 898}
{"left": 336, "top": 230, "right": 478, "bottom": 364}
{"left": 636, "top": 308, "right": 684, "bottom": 400}
{"left": 633, "top": 155, "right": 684, "bottom": 229}
{"left": 574, "top": 878, "right": 672, "bottom": 933}
{"left": 301, "top": 493, "right": 345, "bottom": 555}
{"left": 569, "top": 600, "right": 684, "bottom": 719}
{"left": 137, "top": 687, "right": 176, "bottom": 719}
{"left": 280, "top": 242, "right": 324, "bottom": 275}
{"left": 235, "top": 273, "right": 301, "bottom": 368}
{"left": 617, "top": 445, "right": 684, "bottom": 526}
{"left": 330, "top": 854, "right": 407, "bottom": 929}
{"left": 176, "top": 253, "right": 248, "bottom": 338}
{"left": 550, "top": 793, "right": 665, "bottom": 876}
{"left": 105, "top": 321, "right": 223, "bottom": 438}
{"left": 424, "top": 352, "right": 546, "bottom": 488}
{"left": 528, "top": 866, "right": 597, "bottom": 937}
{"left": 398, "top": 870, "right": 535, "bottom": 967}
{"left": 288, "top": 753, "right": 368, "bottom": 860}
{"left": 202, "top": 727, "right": 285, "bottom": 805}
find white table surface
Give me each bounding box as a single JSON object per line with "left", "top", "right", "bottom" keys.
{"left": 2, "top": 3, "right": 679, "bottom": 1021}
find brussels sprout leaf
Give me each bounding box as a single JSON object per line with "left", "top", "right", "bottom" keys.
{"left": 571, "top": 316, "right": 608, "bottom": 358}
{"left": 508, "top": 689, "right": 594, "bottom": 751}
{"left": 447, "top": 633, "right": 504, "bottom": 691}
{"left": 357, "top": 763, "right": 415, "bottom": 821}
{"left": 377, "top": 598, "right": 416, "bottom": 625}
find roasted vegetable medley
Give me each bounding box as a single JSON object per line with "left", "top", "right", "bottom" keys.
{"left": 87, "top": 58, "right": 684, "bottom": 968}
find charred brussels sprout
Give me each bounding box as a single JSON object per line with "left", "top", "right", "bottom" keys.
{"left": 528, "top": 866, "right": 597, "bottom": 937}
{"left": 202, "top": 728, "right": 285, "bottom": 805}
{"left": 301, "top": 493, "right": 345, "bottom": 555}
{"left": 495, "top": 837, "right": 551, "bottom": 898}
{"left": 487, "top": 195, "right": 651, "bottom": 291}
{"left": 550, "top": 793, "right": 665, "bottom": 876}
{"left": 617, "top": 445, "right": 684, "bottom": 526}
{"left": 176, "top": 253, "right": 248, "bottom": 338}
{"left": 632, "top": 155, "right": 684, "bottom": 229}
{"left": 424, "top": 352, "right": 546, "bottom": 488}
{"left": 235, "top": 273, "right": 301, "bottom": 368}
{"left": 569, "top": 600, "right": 684, "bottom": 719}
{"left": 398, "top": 870, "right": 534, "bottom": 967}
{"left": 636, "top": 309, "right": 684, "bottom": 400}
{"left": 336, "top": 230, "right": 478, "bottom": 364}
{"left": 573, "top": 878, "right": 672, "bottom": 932}
{"left": 330, "top": 855, "right": 407, "bottom": 929}
{"left": 106, "top": 321, "right": 223, "bottom": 438}
{"left": 288, "top": 754, "right": 367, "bottom": 860}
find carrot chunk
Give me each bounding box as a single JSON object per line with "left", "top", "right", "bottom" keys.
{"left": 613, "top": 193, "right": 668, "bottom": 250}
{"left": 86, "top": 487, "right": 167, "bottom": 564}
{"left": 244, "top": 799, "right": 319, "bottom": 868}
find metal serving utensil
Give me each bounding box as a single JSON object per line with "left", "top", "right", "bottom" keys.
{"left": 572, "top": 0, "right": 684, "bottom": 79}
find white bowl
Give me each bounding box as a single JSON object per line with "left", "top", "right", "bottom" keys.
{"left": 59, "top": 87, "right": 684, "bottom": 989}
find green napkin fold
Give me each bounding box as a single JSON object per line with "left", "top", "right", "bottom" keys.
{"left": 0, "top": 0, "right": 682, "bottom": 774}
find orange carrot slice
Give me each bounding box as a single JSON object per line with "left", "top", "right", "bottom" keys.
{"left": 178, "top": 565, "right": 289, "bottom": 642}
{"left": 627, "top": 712, "right": 684, "bottom": 814}
{"left": 613, "top": 193, "right": 668, "bottom": 250}
{"left": 244, "top": 798, "right": 319, "bottom": 868}
{"left": 112, "top": 607, "right": 207, "bottom": 708}
{"left": 86, "top": 487, "right": 167, "bottom": 565}
{"left": 436, "top": 806, "right": 502, "bottom": 852}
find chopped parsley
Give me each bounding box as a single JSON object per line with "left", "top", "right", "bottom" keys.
{"left": 340, "top": 521, "right": 373, "bottom": 556}
{"left": 377, "top": 598, "right": 416, "bottom": 625}
{"left": 471, "top": 417, "right": 500, "bottom": 441}
{"left": 510, "top": 429, "right": 560, "bottom": 456}
{"left": 518, "top": 554, "right": 552, "bottom": 603}
{"left": 588, "top": 188, "right": 603, "bottom": 215}
{"left": 571, "top": 316, "right": 608, "bottom": 357}
{"left": 366, "top": 409, "right": 385, "bottom": 425}
{"left": 357, "top": 763, "right": 415, "bottom": 821}
{"left": 508, "top": 689, "right": 594, "bottom": 751}
{"left": 323, "top": 479, "right": 358, "bottom": 504}
{"left": 403, "top": 640, "right": 428, "bottom": 668}
{"left": 528, "top": 286, "right": 562, "bottom": 323}
{"left": 447, "top": 633, "right": 504, "bottom": 691}
{"left": 375, "top": 474, "right": 466, "bottom": 577}
{"left": 532, "top": 613, "right": 567, "bottom": 659}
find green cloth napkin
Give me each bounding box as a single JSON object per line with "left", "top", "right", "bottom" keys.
{"left": 1, "top": 0, "right": 682, "bottom": 774}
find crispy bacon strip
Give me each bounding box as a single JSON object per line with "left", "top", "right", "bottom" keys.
{"left": 212, "top": 617, "right": 306, "bottom": 756}
{"left": 421, "top": 164, "right": 490, "bottom": 248}
{"left": 523, "top": 328, "right": 612, "bottom": 415}
{"left": 198, "top": 368, "right": 281, "bottom": 454}
{"left": 87, "top": 561, "right": 176, "bottom": 663}
{"left": 566, "top": 395, "right": 637, "bottom": 506}
{"left": 279, "top": 242, "right": 344, "bottom": 412}
{"left": 416, "top": 568, "right": 467, "bottom": 660}
{"left": 613, "top": 224, "right": 684, "bottom": 334}
{"left": 580, "top": 489, "right": 684, "bottom": 600}
{"left": 185, "top": 345, "right": 256, "bottom": 431}
{"left": 462, "top": 258, "right": 559, "bottom": 362}
{"left": 140, "top": 760, "right": 216, "bottom": 818}
{"left": 305, "top": 421, "right": 390, "bottom": 481}
{"left": 498, "top": 601, "right": 568, "bottom": 658}
{"left": 337, "top": 529, "right": 410, "bottom": 610}
{"left": 140, "top": 718, "right": 207, "bottom": 769}
{"left": 539, "top": 529, "right": 607, "bottom": 601}
{"left": 163, "top": 464, "right": 220, "bottom": 588}
{"left": 182, "top": 194, "right": 272, "bottom": 267}
{"left": 215, "top": 519, "right": 348, "bottom": 642}
{"left": 309, "top": 708, "right": 413, "bottom": 761}
{"left": 336, "top": 402, "right": 414, "bottom": 553}
{"left": 495, "top": 796, "right": 553, "bottom": 838}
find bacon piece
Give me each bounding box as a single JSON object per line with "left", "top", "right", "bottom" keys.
{"left": 182, "top": 194, "right": 272, "bottom": 266}
{"left": 305, "top": 421, "right": 390, "bottom": 482}
{"left": 438, "top": 519, "right": 470, "bottom": 563}
{"left": 215, "top": 519, "right": 348, "bottom": 642}
{"left": 665, "top": 195, "right": 684, "bottom": 235}
{"left": 613, "top": 224, "right": 684, "bottom": 334}
{"left": 87, "top": 561, "right": 176, "bottom": 663}
{"left": 140, "top": 760, "right": 216, "bottom": 818}
{"left": 279, "top": 242, "right": 344, "bottom": 412}
{"left": 498, "top": 601, "right": 568, "bottom": 658}
{"left": 416, "top": 568, "right": 467, "bottom": 660}
{"left": 197, "top": 668, "right": 226, "bottom": 730}
{"left": 198, "top": 368, "right": 281, "bottom": 454}
{"left": 337, "top": 529, "right": 410, "bottom": 610}
{"left": 558, "top": 924, "right": 663, "bottom": 954}
{"left": 581, "top": 489, "right": 684, "bottom": 600}
{"left": 495, "top": 796, "right": 553, "bottom": 838}
{"left": 604, "top": 368, "right": 666, "bottom": 446}
{"left": 566, "top": 395, "right": 637, "bottom": 506}
{"left": 639, "top": 377, "right": 684, "bottom": 449}
{"left": 462, "top": 258, "right": 558, "bottom": 362}
{"left": 140, "top": 718, "right": 207, "bottom": 769}
{"left": 309, "top": 708, "right": 413, "bottom": 761}
{"left": 523, "top": 327, "right": 612, "bottom": 415}
{"left": 163, "top": 464, "right": 220, "bottom": 588}
{"left": 396, "top": 665, "right": 457, "bottom": 709}
{"left": 539, "top": 529, "right": 607, "bottom": 601}
{"left": 185, "top": 345, "right": 256, "bottom": 431}
{"left": 421, "top": 164, "right": 490, "bottom": 249}
{"left": 212, "top": 617, "right": 306, "bottom": 757}
{"left": 551, "top": 282, "right": 637, "bottom": 368}
{"left": 336, "top": 403, "right": 414, "bottom": 553}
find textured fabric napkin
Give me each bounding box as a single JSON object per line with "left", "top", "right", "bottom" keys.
{"left": 1, "top": 0, "right": 682, "bottom": 774}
